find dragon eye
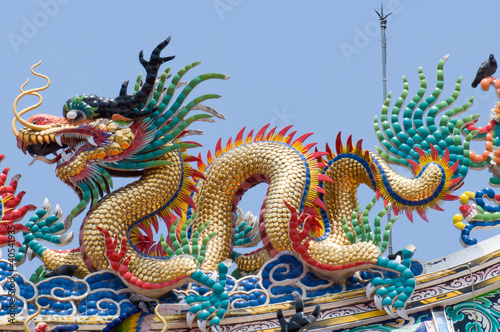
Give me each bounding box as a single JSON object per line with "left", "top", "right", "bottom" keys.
{"left": 66, "top": 109, "right": 87, "bottom": 122}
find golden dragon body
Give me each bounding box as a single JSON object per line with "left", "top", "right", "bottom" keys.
{"left": 12, "top": 40, "right": 475, "bottom": 329}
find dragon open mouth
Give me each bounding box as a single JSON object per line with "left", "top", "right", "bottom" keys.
{"left": 19, "top": 130, "right": 99, "bottom": 167}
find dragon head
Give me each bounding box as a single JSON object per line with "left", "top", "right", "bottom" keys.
{"left": 17, "top": 103, "right": 147, "bottom": 186}
{"left": 13, "top": 37, "right": 228, "bottom": 220}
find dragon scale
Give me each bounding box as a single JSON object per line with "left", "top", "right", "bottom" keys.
{"left": 12, "top": 40, "right": 477, "bottom": 328}
{"left": 195, "top": 141, "right": 310, "bottom": 269}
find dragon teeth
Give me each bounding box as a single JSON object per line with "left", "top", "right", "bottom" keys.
{"left": 55, "top": 135, "right": 63, "bottom": 147}
{"left": 61, "top": 150, "right": 70, "bottom": 162}
{"left": 87, "top": 136, "right": 97, "bottom": 146}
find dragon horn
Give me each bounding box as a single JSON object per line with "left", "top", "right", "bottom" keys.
{"left": 12, "top": 61, "right": 53, "bottom": 136}
{"left": 92, "top": 37, "right": 175, "bottom": 120}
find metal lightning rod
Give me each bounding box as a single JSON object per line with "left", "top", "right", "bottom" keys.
{"left": 375, "top": 4, "right": 393, "bottom": 255}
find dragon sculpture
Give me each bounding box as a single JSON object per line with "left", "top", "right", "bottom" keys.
{"left": 11, "top": 38, "right": 480, "bottom": 331}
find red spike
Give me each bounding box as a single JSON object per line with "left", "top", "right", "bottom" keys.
{"left": 184, "top": 155, "right": 202, "bottom": 163}
{"left": 376, "top": 189, "right": 381, "bottom": 200}
{"left": 311, "top": 151, "right": 328, "bottom": 159}
{"left": 325, "top": 142, "right": 333, "bottom": 158}
{"left": 266, "top": 126, "right": 277, "bottom": 140}
{"left": 303, "top": 142, "right": 317, "bottom": 153}
{"left": 152, "top": 216, "right": 160, "bottom": 233}
{"left": 276, "top": 125, "right": 293, "bottom": 139}
{"left": 449, "top": 160, "right": 459, "bottom": 173}
{"left": 174, "top": 208, "right": 183, "bottom": 219}
{"left": 303, "top": 206, "right": 319, "bottom": 217}
{"left": 355, "top": 139, "right": 363, "bottom": 152}
{"left": 313, "top": 147, "right": 324, "bottom": 163}
{"left": 406, "top": 159, "right": 420, "bottom": 175}
{"left": 226, "top": 137, "right": 233, "bottom": 150}
{"left": 450, "top": 176, "right": 463, "bottom": 187}
{"left": 392, "top": 206, "right": 399, "bottom": 216}
{"left": 414, "top": 146, "right": 427, "bottom": 159}
{"left": 335, "top": 132, "right": 343, "bottom": 155}
{"left": 188, "top": 183, "right": 199, "bottom": 194}
{"left": 206, "top": 150, "right": 213, "bottom": 163}
{"left": 246, "top": 129, "right": 255, "bottom": 143}
{"left": 316, "top": 186, "right": 326, "bottom": 195}
{"left": 430, "top": 144, "right": 439, "bottom": 160}
{"left": 416, "top": 208, "right": 428, "bottom": 222}
{"left": 283, "top": 199, "right": 298, "bottom": 223}
{"left": 443, "top": 148, "right": 450, "bottom": 164}
{"left": 364, "top": 150, "right": 370, "bottom": 159}
{"left": 196, "top": 153, "right": 206, "bottom": 170}
{"left": 317, "top": 162, "right": 328, "bottom": 168}
{"left": 255, "top": 124, "right": 271, "bottom": 141}
{"left": 292, "top": 132, "right": 314, "bottom": 145}
{"left": 313, "top": 197, "right": 327, "bottom": 211}
{"left": 346, "top": 135, "right": 353, "bottom": 151}
{"left": 122, "top": 254, "right": 132, "bottom": 268}
{"left": 383, "top": 198, "right": 389, "bottom": 208}
{"left": 215, "top": 138, "right": 223, "bottom": 157}
{"left": 138, "top": 222, "right": 149, "bottom": 233}
{"left": 235, "top": 127, "right": 246, "bottom": 145}
{"left": 405, "top": 208, "right": 414, "bottom": 223}
{"left": 443, "top": 194, "right": 459, "bottom": 201}
{"left": 191, "top": 169, "right": 206, "bottom": 181}
{"left": 184, "top": 195, "right": 196, "bottom": 209}
{"left": 317, "top": 173, "right": 334, "bottom": 183}
{"left": 433, "top": 205, "right": 445, "bottom": 211}
{"left": 284, "top": 131, "right": 297, "bottom": 144}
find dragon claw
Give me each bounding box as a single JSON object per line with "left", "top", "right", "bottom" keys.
{"left": 58, "top": 231, "right": 74, "bottom": 246}
{"left": 54, "top": 204, "right": 63, "bottom": 219}
{"left": 19, "top": 199, "right": 74, "bottom": 261}
{"left": 27, "top": 248, "right": 35, "bottom": 261}
{"left": 374, "top": 294, "right": 383, "bottom": 311}
{"left": 186, "top": 312, "right": 195, "bottom": 329}
{"left": 396, "top": 307, "right": 410, "bottom": 320}
{"left": 187, "top": 261, "right": 231, "bottom": 330}
{"left": 41, "top": 198, "right": 51, "bottom": 212}
{"left": 367, "top": 254, "right": 416, "bottom": 319}
{"left": 384, "top": 305, "right": 398, "bottom": 318}
{"left": 211, "top": 324, "right": 223, "bottom": 332}
{"left": 62, "top": 215, "right": 72, "bottom": 231}
{"left": 198, "top": 319, "right": 207, "bottom": 332}
{"left": 366, "top": 283, "right": 376, "bottom": 298}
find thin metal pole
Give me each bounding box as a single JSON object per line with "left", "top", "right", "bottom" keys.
{"left": 375, "top": 4, "right": 393, "bottom": 255}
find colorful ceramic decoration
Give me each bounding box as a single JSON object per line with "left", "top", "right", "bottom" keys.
{"left": 5, "top": 38, "right": 500, "bottom": 331}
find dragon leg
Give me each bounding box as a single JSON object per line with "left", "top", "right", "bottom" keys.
{"left": 234, "top": 249, "right": 271, "bottom": 272}
{"left": 17, "top": 199, "right": 87, "bottom": 274}
{"left": 99, "top": 214, "right": 231, "bottom": 331}
{"left": 40, "top": 250, "right": 89, "bottom": 279}
{"left": 194, "top": 127, "right": 327, "bottom": 272}
{"left": 185, "top": 260, "right": 232, "bottom": 332}
{"left": 94, "top": 209, "right": 205, "bottom": 299}
{"left": 366, "top": 247, "right": 416, "bottom": 319}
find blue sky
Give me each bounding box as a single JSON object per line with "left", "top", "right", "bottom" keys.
{"left": 2, "top": 1, "right": 500, "bottom": 278}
